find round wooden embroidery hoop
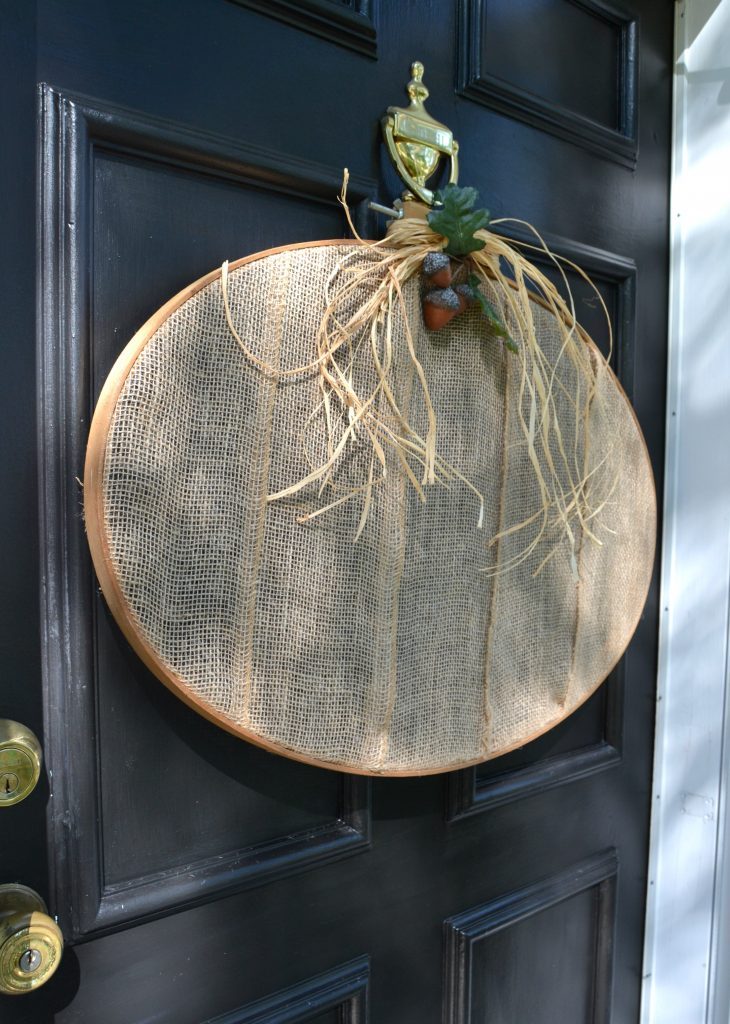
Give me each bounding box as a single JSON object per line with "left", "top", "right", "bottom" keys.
{"left": 85, "top": 239, "right": 656, "bottom": 776}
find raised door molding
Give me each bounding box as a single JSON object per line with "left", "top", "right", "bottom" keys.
{"left": 207, "top": 957, "right": 370, "bottom": 1023}
{"left": 458, "top": 0, "right": 638, "bottom": 167}
{"left": 444, "top": 850, "right": 617, "bottom": 1022}
{"left": 229, "top": 0, "right": 377, "bottom": 58}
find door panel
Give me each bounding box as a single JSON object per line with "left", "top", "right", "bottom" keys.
{"left": 0, "top": 1, "right": 672, "bottom": 1021}
{"left": 478, "top": 2, "right": 622, "bottom": 129}
{"left": 39, "top": 87, "right": 373, "bottom": 939}
{"left": 207, "top": 956, "right": 370, "bottom": 1023}
{"left": 230, "top": 0, "right": 378, "bottom": 59}
{"left": 459, "top": 0, "right": 639, "bottom": 164}
{"left": 448, "top": 671, "right": 623, "bottom": 818}
{"left": 444, "top": 851, "right": 617, "bottom": 1023}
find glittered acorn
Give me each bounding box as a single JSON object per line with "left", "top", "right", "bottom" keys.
{"left": 422, "top": 286, "right": 469, "bottom": 330}
{"left": 422, "top": 251, "right": 452, "bottom": 289}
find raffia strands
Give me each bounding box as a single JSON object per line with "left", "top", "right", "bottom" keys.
{"left": 374, "top": 212, "right": 618, "bottom": 580}
{"left": 220, "top": 177, "right": 616, "bottom": 581}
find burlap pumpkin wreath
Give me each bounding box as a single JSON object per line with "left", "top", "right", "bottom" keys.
{"left": 84, "top": 66, "right": 655, "bottom": 775}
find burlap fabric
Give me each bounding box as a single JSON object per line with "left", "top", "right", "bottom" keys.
{"left": 96, "top": 242, "right": 655, "bottom": 774}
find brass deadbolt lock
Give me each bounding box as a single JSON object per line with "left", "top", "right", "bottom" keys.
{"left": 0, "top": 884, "right": 63, "bottom": 995}
{"left": 0, "top": 720, "right": 42, "bottom": 807}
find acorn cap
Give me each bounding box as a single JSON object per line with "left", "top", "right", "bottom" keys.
{"left": 423, "top": 251, "right": 451, "bottom": 276}
{"left": 424, "top": 287, "right": 461, "bottom": 310}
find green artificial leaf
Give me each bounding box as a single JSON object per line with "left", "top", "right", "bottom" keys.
{"left": 427, "top": 184, "right": 490, "bottom": 257}
{"left": 466, "top": 273, "right": 518, "bottom": 352}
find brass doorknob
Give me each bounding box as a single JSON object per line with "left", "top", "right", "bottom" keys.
{"left": 0, "top": 885, "right": 63, "bottom": 995}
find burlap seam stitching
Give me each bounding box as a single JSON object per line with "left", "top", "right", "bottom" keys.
{"left": 239, "top": 252, "right": 291, "bottom": 727}
{"left": 563, "top": 347, "right": 600, "bottom": 709}
{"left": 481, "top": 352, "right": 512, "bottom": 755}
{"left": 374, "top": 329, "right": 416, "bottom": 770}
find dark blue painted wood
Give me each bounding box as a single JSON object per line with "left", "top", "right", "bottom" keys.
{"left": 0, "top": 1, "right": 671, "bottom": 1021}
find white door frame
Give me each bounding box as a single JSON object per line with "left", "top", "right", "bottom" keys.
{"left": 641, "top": 2, "right": 730, "bottom": 1022}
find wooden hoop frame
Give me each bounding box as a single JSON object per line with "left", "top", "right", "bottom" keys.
{"left": 84, "top": 239, "right": 656, "bottom": 776}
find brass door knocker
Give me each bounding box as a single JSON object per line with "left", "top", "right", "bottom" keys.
{"left": 382, "top": 61, "right": 459, "bottom": 205}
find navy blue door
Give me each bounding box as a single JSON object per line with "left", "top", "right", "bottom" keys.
{"left": 0, "top": 2, "right": 671, "bottom": 1020}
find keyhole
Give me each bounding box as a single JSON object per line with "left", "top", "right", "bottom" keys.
{"left": 19, "top": 948, "right": 42, "bottom": 974}
{"left": 0, "top": 773, "right": 19, "bottom": 797}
